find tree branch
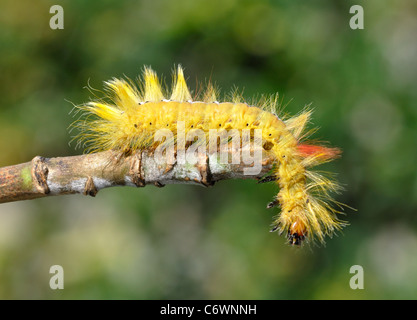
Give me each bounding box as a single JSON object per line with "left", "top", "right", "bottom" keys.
{"left": 0, "top": 147, "right": 275, "bottom": 204}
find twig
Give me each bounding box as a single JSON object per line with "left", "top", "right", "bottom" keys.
{"left": 0, "top": 147, "right": 275, "bottom": 204}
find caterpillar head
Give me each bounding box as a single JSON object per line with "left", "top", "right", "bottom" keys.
{"left": 287, "top": 219, "right": 308, "bottom": 246}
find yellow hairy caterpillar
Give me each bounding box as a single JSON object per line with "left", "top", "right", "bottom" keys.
{"left": 71, "top": 65, "right": 347, "bottom": 245}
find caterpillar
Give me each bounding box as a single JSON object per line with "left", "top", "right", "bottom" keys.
{"left": 71, "top": 65, "right": 347, "bottom": 246}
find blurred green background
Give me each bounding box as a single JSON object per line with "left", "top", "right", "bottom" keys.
{"left": 1, "top": 0, "right": 416, "bottom": 299}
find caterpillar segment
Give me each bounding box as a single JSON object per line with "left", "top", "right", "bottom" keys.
{"left": 72, "top": 65, "right": 346, "bottom": 245}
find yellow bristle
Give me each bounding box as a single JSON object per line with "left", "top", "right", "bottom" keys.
{"left": 284, "top": 110, "right": 311, "bottom": 139}
{"left": 85, "top": 102, "right": 121, "bottom": 121}
{"left": 203, "top": 82, "right": 218, "bottom": 103}
{"left": 106, "top": 79, "right": 141, "bottom": 109}
{"left": 143, "top": 66, "right": 165, "bottom": 102}
{"left": 170, "top": 65, "right": 192, "bottom": 102}
{"left": 230, "top": 86, "right": 244, "bottom": 104}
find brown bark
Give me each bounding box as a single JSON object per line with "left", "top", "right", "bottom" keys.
{"left": 0, "top": 147, "right": 275, "bottom": 204}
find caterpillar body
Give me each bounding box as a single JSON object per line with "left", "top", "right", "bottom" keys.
{"left": 72, "top": 65, "right": 346, "bottom": 245}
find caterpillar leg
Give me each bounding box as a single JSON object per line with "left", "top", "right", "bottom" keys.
{"left": 257, "top": 174, "right": 278, "bottom": 184}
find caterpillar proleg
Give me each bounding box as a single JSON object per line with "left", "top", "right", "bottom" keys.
{"left": 71, "top": 65, "right": 347, "bottom": 246}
